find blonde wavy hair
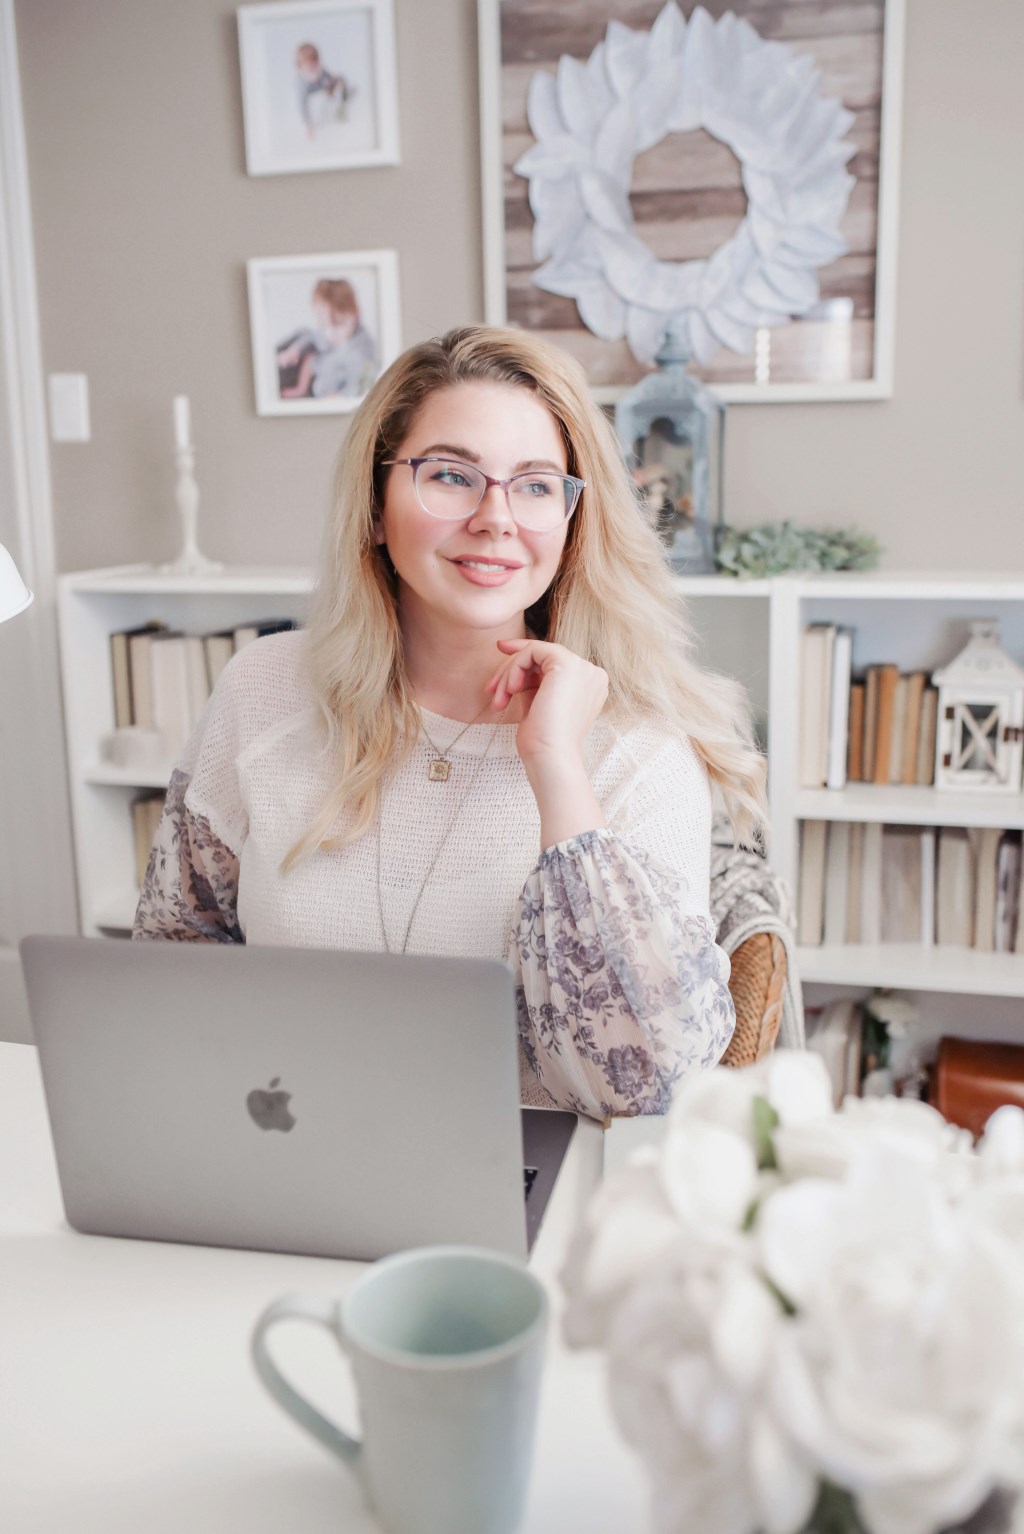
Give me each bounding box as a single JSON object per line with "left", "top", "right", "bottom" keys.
{"left": 284, "top": 324, "right": 766, "bottom": 870}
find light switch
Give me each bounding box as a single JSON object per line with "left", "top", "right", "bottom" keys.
{"left": 48, "top": 374, "right": 91, "bottom": 442}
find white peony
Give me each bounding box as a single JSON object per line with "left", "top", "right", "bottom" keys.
{"left": 759, "top": 1148, "right": 1020, "bottom": 1534}
{"left": 668, "top": 1048, "right": 835, "bottom": 1147}
{"left": 773, "top": 1092, "right": 975, "bottom": 1197}
{"left": 979, "top": 1105, "right": 1024, "bottom": 1179}
{"left": 563, "top": 1053, "right": 1024, "bottom": 1534}
{"left": 604, "top": 1256, "right": 815, "bottom": 1534}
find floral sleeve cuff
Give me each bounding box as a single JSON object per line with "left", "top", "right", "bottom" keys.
{"left": 133, "top": 768, "right": 244, "bottom": 943}
{"left": 512, "top": 829, "right": 734, "bottom": 1120}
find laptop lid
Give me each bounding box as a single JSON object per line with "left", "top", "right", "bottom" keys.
{"left": 20, "top": 937, "right": 576, "bottom": 1263}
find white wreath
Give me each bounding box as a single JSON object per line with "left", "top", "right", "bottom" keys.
{"left": 514, "top": 2, "right": 856, "bottom": 366}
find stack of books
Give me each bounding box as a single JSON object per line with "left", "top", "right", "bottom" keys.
{"left": 109, "top": 618, "right": 297, "bottom": 763}
{"left": 800, "top": 624, "right": 938, "bottom": 790}
{"left": 798, "top": 820, "right": 1024, "bottom": 953}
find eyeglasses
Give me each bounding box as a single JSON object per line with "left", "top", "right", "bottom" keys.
{"left": 382, "top": 457, "right": 584, "bottom": 531}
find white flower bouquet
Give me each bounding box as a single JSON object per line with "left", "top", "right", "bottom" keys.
{"left": 563, "top": 1053, "right": 1024, "bottom": 1534}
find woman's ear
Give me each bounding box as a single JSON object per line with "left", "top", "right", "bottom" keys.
{"left": 372, "top": 516, "right": 386, "bottom": 547}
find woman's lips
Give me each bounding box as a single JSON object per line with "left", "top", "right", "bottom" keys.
{"left": 448, "top": 557, "right": 522, "bottom": 586}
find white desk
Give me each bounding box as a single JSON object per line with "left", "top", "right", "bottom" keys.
{"left": 0, "top": 1043, "right": 649, "bottom": 1533}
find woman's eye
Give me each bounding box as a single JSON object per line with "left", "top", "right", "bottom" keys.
{"left": 432, "top": 465, "right": 472, "bottom": 488}
{"left": 520, "top": 477, "right": 553, "bottom": 497}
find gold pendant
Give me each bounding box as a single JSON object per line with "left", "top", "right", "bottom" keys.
{"left": 428, "top": 759, "right": 451, "bottom": 782}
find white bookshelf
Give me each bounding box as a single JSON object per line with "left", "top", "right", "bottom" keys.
{"left": 678, "top": 570, "right": 1024, "bottom": 1002}
{"left": 57, "top": 565, "right": 1024, "bottom": 1002}
{"left": 57, "top": 566, "right": 312, "bottom": 937}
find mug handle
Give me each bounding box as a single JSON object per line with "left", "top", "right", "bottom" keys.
{"left": 251, "top": 1292, "right": 361, "bottom": 1468}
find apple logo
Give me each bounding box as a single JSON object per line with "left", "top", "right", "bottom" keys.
{"left": 246, "top": 1077, "right": 296, "bottom": 1133}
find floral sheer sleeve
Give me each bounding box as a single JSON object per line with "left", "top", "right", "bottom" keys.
{"left": 132, "top": 767, "right": 244, "bottom": 943}
{"left": 512, "top": 830, "right": 734, "bottom": 1119}
{"left": 512, "top": 727, "right": 735, "bottom": 1120}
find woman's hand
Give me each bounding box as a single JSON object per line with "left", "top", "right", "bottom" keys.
{"left": 486, "top": 639, "right": 609, "bottom": 847}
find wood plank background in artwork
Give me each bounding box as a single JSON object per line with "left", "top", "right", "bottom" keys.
{"left": 499, "top": 0, "right": 886, "bottom": 389}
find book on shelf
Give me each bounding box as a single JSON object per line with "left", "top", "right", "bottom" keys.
{"left": 936, "top": 828, "right": 974, "bottom": 948}
{"left": 915, "top": 686, "right": 938, "bottom": 785}
{"left": 845, "top": 822, "right": 864, "bottom": 943}
{"left": 110, "top": 621, "right": 167, "bottom": 729}
{"left": 233, "top": 617, "right": 298, "bottom": 650}
{"left": 798, "top": 820, "right": 828, "bottom": 946}
{"left": 862, "top": 667, "right": 879, "bottom": 783}
{"left": 880, "top": 825, "right": 925, "bottom": 945}
{"left": 859, "top": 821, "right": 883, "bottom": 945}
{"left": 799, "top": 626, "right": 835, "bottom": 788}
{"left": 110, "top": 633, "right": 132, "bottom": 730}
{"left": 994, "top": 832, "right": 1021, "bottom": 954}
{"left": 203, "top": 630, "right": 236, "bottom": 688}
{"left": 885, "top": 674, "right": 907, "bottom": 785}
{"left": 149, "top": 633, "right": 195, "bottom": 764}
{"left": 131, "top": 793, "right": 165, "bottom": 888}
{"left": 822, "top": 820, "right": 850, "bottom": 946}
{"left": 920, "top": 827, "right": 937, "bottom": 947}
{"left": 900, "top": 672, "right": 927, "bottom": 784}
{"left": 126, "top": 626, "right": 165, "bottom": 731}
{"left": 969, "top": 827, "right": 1003, "bottom": 954}
{"left": 871, "top": 664, "right": 899, "bottom": 784}
{"left": 825, "top": 629, "right": 853, "bottom": 790}
{"left": 847, "top": 682, "right": 865, "bottom": 784}
{"left": 184, "top": 634, "right": 208, "bottom": 729}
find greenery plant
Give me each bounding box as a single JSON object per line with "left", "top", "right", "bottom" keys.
{"left": 715, "top": 521, "right": 881, "bottom": 578}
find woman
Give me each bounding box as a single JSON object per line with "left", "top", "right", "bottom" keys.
{"left": 135, "top": 325, "right": 765, "bottom": 1121}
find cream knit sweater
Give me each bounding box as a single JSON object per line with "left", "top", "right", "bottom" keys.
{"left": 137, "top": 632, "right": 735, "bottom": 1118}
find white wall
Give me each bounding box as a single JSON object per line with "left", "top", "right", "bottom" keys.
{"left": 0, "top": 0, "right": 78, "bottom": 1043}
{"left": 725, "top": 0, "right": 1024, "bottom": 568}
{"left": 12, "top": 0, "right": 1024, "bottom": 576}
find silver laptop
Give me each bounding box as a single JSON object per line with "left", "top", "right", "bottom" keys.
{"left": 20, "top": 937, "right": 577, "bottom": 1262}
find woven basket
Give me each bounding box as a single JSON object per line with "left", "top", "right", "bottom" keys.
{"left": 720, "top": 932, "right": 786, "bottom": 1069}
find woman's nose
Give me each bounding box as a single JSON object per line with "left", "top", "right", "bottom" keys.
{"left": 466, "top": 481, "right": 517, "bottom": 534}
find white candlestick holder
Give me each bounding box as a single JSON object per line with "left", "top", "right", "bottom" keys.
{"left": 160, "top": 443, "right": 223, "bottom": 575}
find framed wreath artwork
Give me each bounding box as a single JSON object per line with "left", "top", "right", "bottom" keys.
{"left": 478, "top": 0, "right": 905, "bottom": 402}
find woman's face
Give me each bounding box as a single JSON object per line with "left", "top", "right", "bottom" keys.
{"left": 376, "top": 381, "right": 571, "bottom": 640}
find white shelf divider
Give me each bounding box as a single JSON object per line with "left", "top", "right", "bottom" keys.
{"left": 798, "top": 944, "right": 1024, "bottom": 998}
{"left": 85, "top": 764, "right": 175, "bottom": 789}
{"left": 796, "top": 785, "right": 1024, "bottom": 830}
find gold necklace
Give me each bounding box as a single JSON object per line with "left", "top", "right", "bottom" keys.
{"left": 417, "top": 699, "right": 498, "bottom": 781}
{"left": 375, "top": 705, "right": 511, "bottom": 955}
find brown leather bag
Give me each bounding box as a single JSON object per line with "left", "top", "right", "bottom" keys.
{"left": 931, "top": 1035, "right": 1024, "bottom": 1138}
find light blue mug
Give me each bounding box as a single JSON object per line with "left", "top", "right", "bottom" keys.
{"left": 251, "top": 1245, "right": 548, "bottom": 1534}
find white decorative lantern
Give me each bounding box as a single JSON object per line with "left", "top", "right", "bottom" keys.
{"left": 932, "top": 620, "right": 1024, "bottom": 793}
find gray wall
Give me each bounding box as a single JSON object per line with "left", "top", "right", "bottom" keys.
{"left": 16, "top": 0, "right": 1024, "bottom": 574}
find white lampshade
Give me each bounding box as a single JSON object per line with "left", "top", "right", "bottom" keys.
{"left": 0, "top": 541, "right": 32, "bottom": 622}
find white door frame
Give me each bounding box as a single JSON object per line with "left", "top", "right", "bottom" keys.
{"left": 0, "top": 0, "right": 78, "bottom": 1043}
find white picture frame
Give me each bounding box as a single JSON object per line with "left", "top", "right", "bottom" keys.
{"left": 238, "top": 0, "right": 400, "bottom": 175}
{"left": 247, "top": 250, "right": 401, "bottom": 416}
{"left": 478, "top": 0, "right": 905, "bottom": 404}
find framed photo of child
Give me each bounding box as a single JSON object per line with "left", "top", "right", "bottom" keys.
{"left": 247, "top": 250, "right": 401, "bottom": 416}
{"left": 237, "top": 0, "right": 399, "bottom": 174}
